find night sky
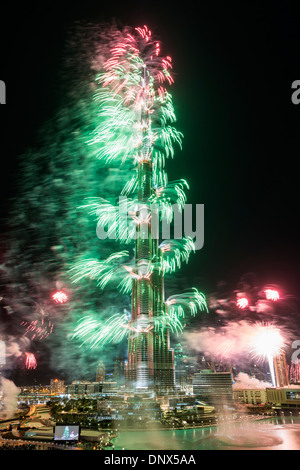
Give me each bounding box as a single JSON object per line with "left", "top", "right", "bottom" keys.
{"left": 0, "top": 2, "right": 300, "bottom": 382}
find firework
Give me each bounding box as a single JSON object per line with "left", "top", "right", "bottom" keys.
{"left": 25, "top": 352, "right": 37, "bottom": 369}
{"left": 52, "top": 291, "right": 68, "bottom": 303}
{"left": 21, "top": 317, "right": 54, "bottom": 341}
{"left": 166, "top": 289, "right": 208, "bottom": 317}
{"left": 158, "top": 238, "right": 196, "bottom": 274}
{"left": 70, "top": 251, "right": 130, "bottom": 289}
{"left": 89, "top": 26, "right": 183, "bottom": 169}
{"left": 72, "top": 312, "right": 130, "bottom": 348}
{"left": 215, "top": 338, "right": 236, "bottom": 359}
{"left": 236, "top": 297, "right": 248, "bottom": 309}
{"left": 249, "top": 322, "right": 285, "bottom": 386}
{"left": 264, "top": 288, "right": 280, "bottom": 301}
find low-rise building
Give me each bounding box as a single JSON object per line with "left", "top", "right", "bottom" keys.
{"left": 193, "top": 369, "right": 234, "bottom": 410}
{"left": 233, "top": 388, "right": 267, "bottom": 405}
{"left": 266, "top": 387, "right": 300, "bottom": 412}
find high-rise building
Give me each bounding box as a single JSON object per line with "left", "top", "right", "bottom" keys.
{"left": 96, "top": 360, "right": 106, "bottom": 382}
{"left": 193, "top": 369, "right": 234, "bottom": 410}
{"left": 273, "top": 352, "right": 290, "bottom": 388}
{"left": 113, "top": 357, "right": 125, "bottom": 384}
{"left": 289, "top": 362, "right": 300, "bottom": 384}
{"left": 174, "top": 343, "right": 187, "bottom": 387}
{"left": 73, "top": 25, "right": 207, "bottom": 396}
{"left": 126, "top": 157, "right": 175, "bottom": 392}
{"left": 50, "top": 379, "right": 65, "bottom": 394}
{"left": 124, "top": 34, "right": 177, "bottom": 394}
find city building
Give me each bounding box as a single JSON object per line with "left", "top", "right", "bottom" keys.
{"left": 102, "top": 381, "right": 118, "bottom": 395}
{"left": 96, "top": 360, "right": 106, "bottom": 382}
{"left": 193, "top": 369, "right": 234, "bottom": 410}
{"left": 173, "top": 344, "right": 198, "bottom": 388}
{"left": 266, "top": 387, "right": 300, "bottom": 413}
{"left": 126, "top": 157, "right": 175, "bottom": 392}
{"left": 273, "top": 352, "right": 290, "bottom": 387}
{"left": 233, "top": 388, "right": 267, "bottom": 405}
{"left": 50, "top": 379, "right": 65, "bottom": 395}
{"left": 67, "top": 381, "right": 91, "bottom": 396}
{"left": 289, "top": 362, "right": 300, "bottom": 384}
{"left": 86, "top": 383, "right": 102, "bottom": 395}
{"left": 113, "top": 357, "right": 125, "bottom": 384}
{"left": 66, "top": 380, "right": 120, "bottom": 397}
{"left": 100, "top": 31, "right": 191, "bottom": 395}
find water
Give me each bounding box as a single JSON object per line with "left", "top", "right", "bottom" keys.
{"left": 112, "top": 417, "right": 300, "bottom": 450}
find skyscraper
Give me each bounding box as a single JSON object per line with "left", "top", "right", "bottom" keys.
{"left": 71, "top": 24, "right": 207, "bottom": 394}
{"left": 96, "top": 360, "right": 106, "bottom": 382}
{"left": 113, "top": 357, "right": 125, "bottom": 384}
{"left": 126, "top": 152, "right": 175, "bottom": 392}
{"left": 193, "top": 369, "right": 234, "bottom": 410}
{"left": 273, "top": 352, "right": 290, "bottom": 388}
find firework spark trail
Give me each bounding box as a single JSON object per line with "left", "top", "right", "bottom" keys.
{"left": 236, "top": 297, "right": 248, "bottom": 309}
{"left": 52, "top": 291, "right": 68, "bottom": 303}
{"left": 264, "top": 288, "right": 280, "bottom": 301}
{"left": 89, "top": 25, "right": 183, "bottom": 175}
{"left": 1, "top": 23, "right": 139, "bottom": 377}
{"left": 159, "top": 238, "right": 196, "bottom": 274}
{"left": 215, "top": 338, "right": 236, "bottom": 360}
{"left": 71, "top": 289, "right": 206, "bottom": 349}
{"left": 69, "top": 251, "right": 130, "bottom": 289}
{"left": 166, "top": 289, "right": 208, "bottom": 317}
{"left": 25, "top": 352, "right": 37, "bottom": 369}
{"left": 21, "top": 318, "right": 54, "bottom": 341}
{"left": 72, "top": 312, "right": 130, "bottom": 348}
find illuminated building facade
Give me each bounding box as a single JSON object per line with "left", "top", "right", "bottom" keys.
{"left": 289, "top": 361, "right": 300, "bottom": 384}
{"left": 233, "top": 388, "right": 267, "bottom": 405}
{"left": 273, "top": 352, "right": 290, "bottom": 388}
{"left": 50, "top": 379, "right": 65, "bottom": 394}
{"left": 126, "top": 157, "right": 175, "bottom": 392}
{"left": 266, "top": 387, "right": 300, "bottom": 413}
{"left": 193, "top": 369, "right": 234, "bottom": 410}
{"left": 96, "top": 360, "right": 106, "bottom": 382}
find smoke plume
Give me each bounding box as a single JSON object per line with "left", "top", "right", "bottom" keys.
{"left": 0, "top": 377, "right": 21, "bottom": 419}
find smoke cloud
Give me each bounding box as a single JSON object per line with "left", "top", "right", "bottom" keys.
{"left": 0, "top": 377, "right": 21, "bottom": 419}
{"left": 233, "top": 372, "right": 272, "bottom": 389}
{"left": 183, "top": 320, "right": 291, "bottom": 363}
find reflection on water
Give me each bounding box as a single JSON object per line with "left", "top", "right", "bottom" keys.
{"left": 113, "top": 417, "right": 300, "bottom": 450}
